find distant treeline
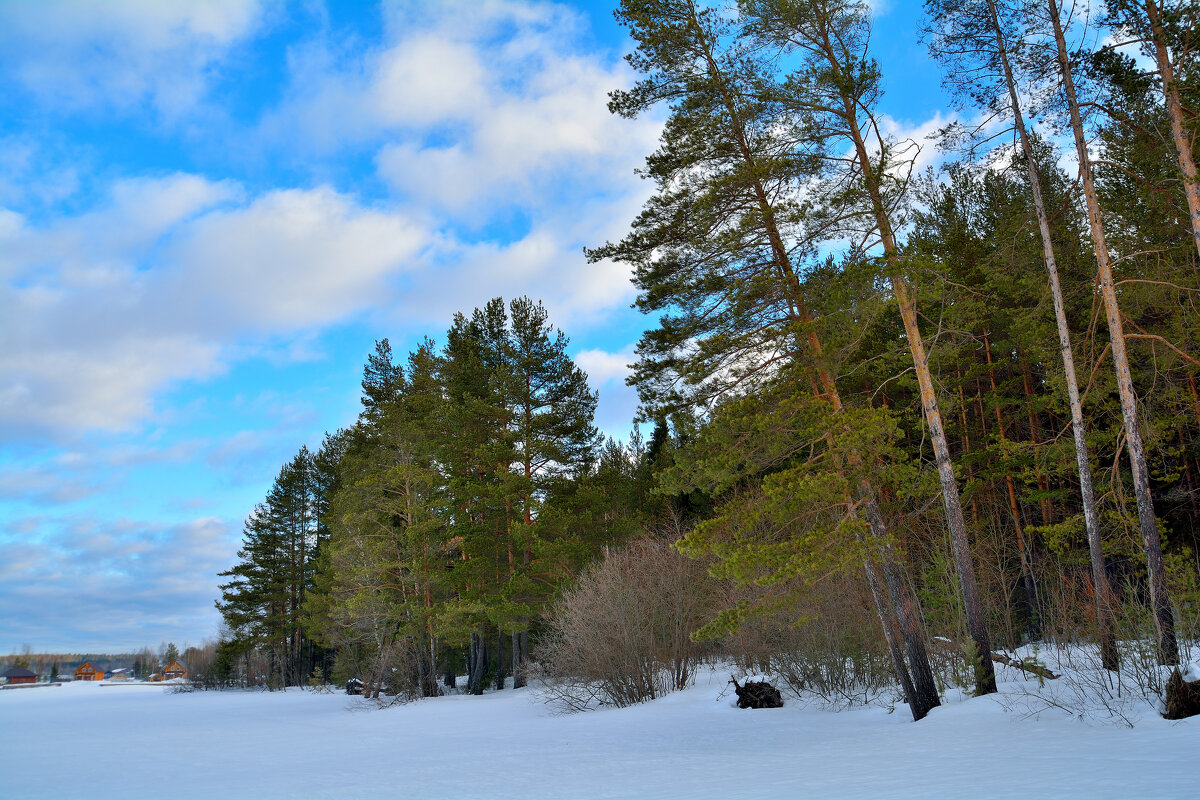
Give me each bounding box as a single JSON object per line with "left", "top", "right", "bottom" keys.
{"left": 2, "top": 642, "right": 205, "bottom": 678}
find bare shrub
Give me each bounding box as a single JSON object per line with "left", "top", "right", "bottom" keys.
{"left": 536, "top": 537, "right": 718, "bottom": 711}
{"left": 721, "top": 573, "right": 897, "bottom": 708}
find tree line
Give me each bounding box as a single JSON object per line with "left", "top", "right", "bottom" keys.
{"left": 216, "top": 0, "right": 1197, "bottom": 719}
{"left": 216, "top": 298, "right": 656, "bottom": 695}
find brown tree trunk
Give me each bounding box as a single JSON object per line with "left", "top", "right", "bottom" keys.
{"left": 956, "top": 369, "right": 981, "bottom": 524}
{"left": 688, "top": 9, "right": 942, "bottom": 716}
{"left": 861, "top": 551, "right": 918, "bottom": 710}
{"left": 468, "top": 631, "right": 487, "bottom": 695}
{"left": 1188, "top": 373, "right": 1200, "bottom": 428}
{"left": 1142, "top": 0, "right": 1200, "bottom": 260}
{"left": 494, "top": 628, "right": 506, "bottom": 690}
{"left": 1049, "top": 0, "right": 1178, "bottom": 664}
{"left": 512, "top": 631, "right": 528, "bottom": 689}
{"left": 1020, "top": 364, "right": 1054, "bottom": 527}
{"left": 867, "top": 497, "right": 941, "bottom": 716}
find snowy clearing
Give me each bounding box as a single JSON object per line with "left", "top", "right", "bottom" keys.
{"left": 1, "top": 667, "right": 1196, "bottom": 799}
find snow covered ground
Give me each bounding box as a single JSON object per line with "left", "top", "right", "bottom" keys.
{"left": 1, "top": 667, "right": 1196, "bottom": 799}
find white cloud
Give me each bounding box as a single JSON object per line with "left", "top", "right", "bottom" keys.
{"left": 0, "top": 0, "right": 270, "bottom": 118}
{"left": 0, "top": 332, "right": 225, "bottom": 435}
{"left": 0, "top": 2, "right": 663, "bottom": 440}
{"left": 261, "top": 0, "right": 660, "bottom": 218}
{"left": 369, "top": 35, "right": 490, "bottom": 127}
{"left": 164, "top": 187, "right": 427, "bottom": 330}
{"left": 0, "top": 177, "right": 428, "bottom": 437}
{"left": 574, "top": 347, "right": 635, "bottom": 385}
{"left": 0, "top": 515, "right": 240, "bottom": 650}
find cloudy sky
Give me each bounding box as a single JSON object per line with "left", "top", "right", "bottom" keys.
{"left": 0, "top": 0, "right": 953, "bottom": 654}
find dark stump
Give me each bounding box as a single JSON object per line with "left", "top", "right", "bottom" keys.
{"left": 1162, "top": 668, "right": 1200, "bottom": 720}
{"left": 346, "top": 678, "right": 364, "bottom": 696}
{"left": 732, "top": 677, "right": 783, "bottom": 709}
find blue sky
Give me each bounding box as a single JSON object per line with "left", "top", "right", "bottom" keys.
{"left": 0, "top": 0, "right": 955, "bottom": 653}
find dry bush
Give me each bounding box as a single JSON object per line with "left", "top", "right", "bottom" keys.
{"left": 536, "top": 537, "right": 718, "bottom": 711}
{"left": 720, "top": 573, "right": 896, "bottom": 708}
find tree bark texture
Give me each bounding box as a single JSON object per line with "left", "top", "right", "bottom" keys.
{"left": 1142, "top": 0, "right": 1200, "bottom": 261}
{"left": 1048, "top": 0, "right": 1178, "bottom": 664}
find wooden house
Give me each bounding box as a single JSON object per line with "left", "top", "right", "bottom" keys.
{"left": 162, "top": 661, "right": 188, "bottom": 681}
{"left": 74, "top": 662, "right": 103, "bottom": 681}
{"left": 3, "top": 667, "right": 37, "bottom": 685}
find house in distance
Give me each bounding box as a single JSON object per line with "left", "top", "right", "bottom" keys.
{"left": 149, "top": 662, "right": 188, "bottom": 682}
{"left": 74, "top": 663, "right": 103, "bottom": 681}
{"left": 3, "top": 667, "right": 37, "bottom": 685}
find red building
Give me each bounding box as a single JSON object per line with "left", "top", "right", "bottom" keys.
{"left": 3, "top": 667, "right": 37, "bottom": 685}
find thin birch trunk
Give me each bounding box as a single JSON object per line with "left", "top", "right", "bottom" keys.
{"left": 1049, "top": 0, "right": 1178, "bottom": 664}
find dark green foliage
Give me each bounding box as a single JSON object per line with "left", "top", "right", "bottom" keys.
{"left": 223, "top": 299, "right": 623, "bottom": 695}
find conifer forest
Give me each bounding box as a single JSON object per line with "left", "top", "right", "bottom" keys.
{"left": 214, "top": 0, "right": 1199, "bottom": 722}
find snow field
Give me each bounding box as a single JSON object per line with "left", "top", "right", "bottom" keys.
{"left": 0, "top": 666, "right": 1196, "bottom": 799}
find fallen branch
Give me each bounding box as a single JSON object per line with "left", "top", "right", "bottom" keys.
{"left": 930, "top": 637, "right": 1060, "bottom": 680}
{"left": 990, "top": 651, "right": 1060, "bottom": 681}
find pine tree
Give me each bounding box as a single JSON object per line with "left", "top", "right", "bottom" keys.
{"left": 742, "top": 0, "right": 997, "bottom": 695}
{"left": 217, "top": 448, "right": 327, "bottom": 686}
{"left": 594, "top": 0, "right": 942, "bottom": 717}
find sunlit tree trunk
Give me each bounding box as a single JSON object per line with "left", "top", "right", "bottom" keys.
{"left": 1048, "top": 0, "right": 1178, "bottom": 664}
{"left": 1141, "top": 0, "right": 1200, "bottom": 260}
{"left": 688, "top": 6, "right": 941, "bottom": 718}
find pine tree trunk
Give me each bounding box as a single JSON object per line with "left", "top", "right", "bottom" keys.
{"left": 468, "top": 631, "right": 487, "bottom": 695}
{"left": 1019, "top": 364, "right": 1054, "bottom": 528}
{"left": 892, "top": 276, "right": 996, "bottom": 693}
{"left": 1049, "top": 0, "right": 1178, "bottom": 665}
{"left": 1142, "top": 0, "right": 1200, "bottom": 260}
{"left": 985, "top": 0, "right": 1118, "bottom": 669}
{"left": 494, "top": 628, "right": 507, "bottom": 690}
{"left": 512, "top": 631, "right": 528, "bottom": 689}
{"left": 984, "top": 332, "right": 1041, "bottom": 636}
{"left": 956, "top": 370, "right": 981, "bottom": 525}
{"left": 1188, "top": 374, "right": 1200, "bottom": 428}
{"left": 687, "top": 11, "right": 942, "bottom": 717}
{"left": 861, "top": 550, "right": 919, "bottom": 715}
{"left": 862, "top": 489, "right": 941, "bottom": 718}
